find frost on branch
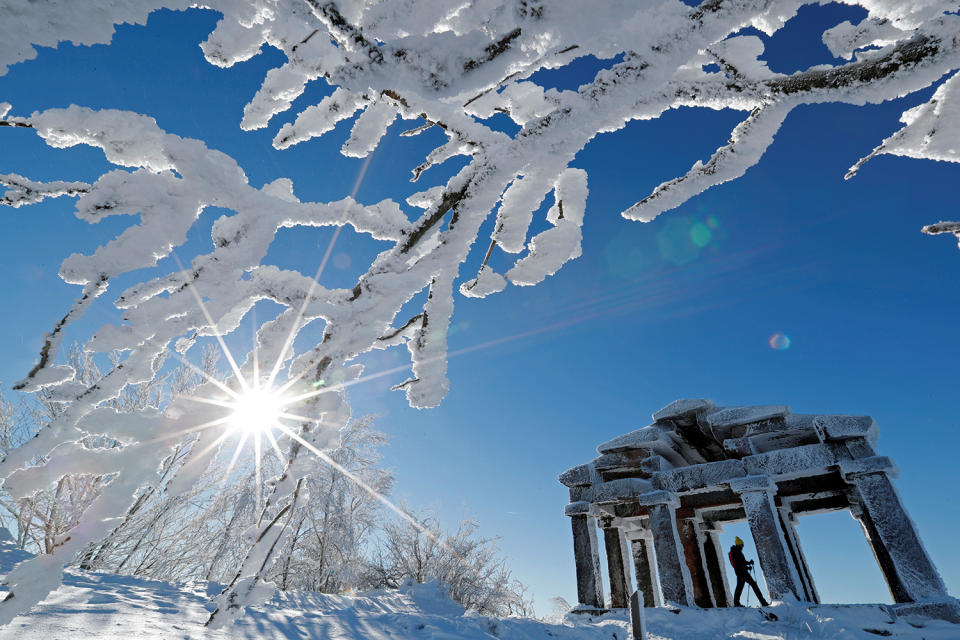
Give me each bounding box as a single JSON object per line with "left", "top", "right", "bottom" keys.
{"left": 922, "top": 221, "right": 960, "bottom": 248}
{"left": 847, "top": 71, "right": 960, "bottom": 177}
{"left": 0, "top": 173, "right": 90, "bottom": 207}
{"left": 0, "top": 0, "right": 192, "bottom": 75}
{"left": 507, "top": 168, "right": 588, "bottom": 287}
{"left": 273, "top": 88, "right": 368, "bottom": 149}
{"left": 2, "top": 0, "right": 960, "bottom": 627}
{"left": 341, "top": 98, "right": 399, "bottom": 158}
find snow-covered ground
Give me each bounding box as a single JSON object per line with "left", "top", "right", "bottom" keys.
{"left": 1, "top": 536, "right": 957, "bottom": 640}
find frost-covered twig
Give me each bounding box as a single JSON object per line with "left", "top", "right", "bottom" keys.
{"left": 206, "top": 477, "right": 305, "bottom": 628}
{"left": 0, "top": 173, "right": 90, "bottom": 207}
{"left": 922, "top": 221, "right": 960, "bottom": 248}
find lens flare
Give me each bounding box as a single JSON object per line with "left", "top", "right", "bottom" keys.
{"left": 690, "top": 222, "right": 712, "bottom": 248}
{"left": 769, "top": 333, "right": 791, "bottom": 350}
{"left": 229, "top": 387, "right": 286, "bottom": 435}
{"left": 657, "top": 217, "right": 700, "bottom": 265}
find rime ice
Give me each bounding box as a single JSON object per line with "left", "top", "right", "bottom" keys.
{"left": 560, "top": 400, "right": 959, "bottom": 623}
{"left": 1, "top": 0, "right": 960, "bottom": 627}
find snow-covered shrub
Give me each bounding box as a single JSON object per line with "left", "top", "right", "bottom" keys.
{"left": 363, "top": 509, "right": 534, "bottom": 617}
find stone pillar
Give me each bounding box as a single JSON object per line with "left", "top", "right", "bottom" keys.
{"left": 603, "top": 525, "right": 634, "bottom": 609}
{"left": 638, "top": 491, "right": 695, "bottom": 607}
{"left": 630, "top": 535, "right": 661, "bottom": 607}
{"left": 701, "top": 527, "right": 731, "bottom": 607}
{"left": 730, "top": 476, "right": 804, "bottom": 601}
{"left": 569, "top": 513, "right": 604, "bottom": 609}
{"left": 629, "top": 590, "right": 646, "bottom": 640}
{"left": 777, "top": 506, "right": 819, "bottom": 603}
{"left": 676, "top": 512, "right": 715, "bottom": 607}
{"left": 843, "top": 458, "right": 948, "bottom": 603}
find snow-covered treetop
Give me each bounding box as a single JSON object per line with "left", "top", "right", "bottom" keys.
{"left": 1, "top": 0, "right": 959, "bottom": 627}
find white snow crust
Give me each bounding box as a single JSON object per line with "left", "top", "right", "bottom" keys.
{"left": 1, "top": 540, "right": 958, "bottom": 640}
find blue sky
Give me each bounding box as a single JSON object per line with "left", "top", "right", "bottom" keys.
{"left": 0, "top": 3, "right": 957, "bottom": 615}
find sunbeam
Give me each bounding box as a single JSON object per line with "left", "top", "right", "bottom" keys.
{"left": 220, "top": 432, "right": 249, "bottom": 490}
{"left": 170, "top": 251, "right": 250, "bottom": 393}
{"left": 141, "top": 415, "right": 233, "bottom": 447}
{"left": 273, "top": 422, "right": 464, "bottom": 562}
{"left": 176, "top": 356, "right": 241, "bottom": 400}
{"left": 266, "top": 146, "right": 376, "bottom": 391}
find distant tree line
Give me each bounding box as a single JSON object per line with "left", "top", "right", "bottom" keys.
{"left": 0, "top": 345, "right": 532, "bottom": 618}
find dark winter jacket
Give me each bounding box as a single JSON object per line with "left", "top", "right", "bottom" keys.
{"left": 728, "top": 545, "right": 752, "bottom": 576}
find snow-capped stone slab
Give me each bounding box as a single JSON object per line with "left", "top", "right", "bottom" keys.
{"left": 639, "top": 455, "right": 674, "bottom": 474}
{"left": 592, "top": 451, "right": 648, "bottom": 472}
{"left": 728, "top": 474, "right": 776, "bottom": 494}
{"left": 598, "top": 426, "right": 671, "bottom": 454}
{"left": 590, "top": 478, "right": 654, "bottom": 504}
{"left": 652, "top": 398, "right": 714, "bottom": 423}
{"left": 744, "top": 444, "right": 837, "bottom": 479}
{"left": 652, "top": 460, "right": 746, "bottom": 494}
{"left": 814, "top": 415, "right": 878, "bottom": 443}
{"left": 564, "top": 501, "right": 593, "bottom": 516}
{"left": 597, "top": 426, "right": 687, "bottom": 467}
{"left": 722, "top": 437, "right": 756, "bottom": 458}
{"left": 892, "top": 599, "right": 960, "bottom": 625}
{"left": 701, "top": 405, "right": 789, "bottom": 430}
{"left": 784, "top": 414, "right": 817, "bottom": 430}
{"left": 559, "top": 464, "right": 592, "bottom": 487}
{"left": 748, "top": 427, "right": 820, "bottom": 453}
{"left": 633, "top": 490, "right": 680, "bottom": 508}
{"left": 838, "top": 455, "right": 897, "bottom": 479}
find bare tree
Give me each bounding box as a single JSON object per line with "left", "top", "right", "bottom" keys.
{"left": 364, "top": 509, "right": 534, "bottom": 617}
{"left": 0, "top": 344, "right": 164, "bottom": 556}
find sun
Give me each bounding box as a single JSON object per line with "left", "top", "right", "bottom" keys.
{"left": 228, "top": 387, "right": 285, "bottom": 435}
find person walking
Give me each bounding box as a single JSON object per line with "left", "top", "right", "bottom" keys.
{"left": 729, "top": 537, "right": 769, "bottom": 607}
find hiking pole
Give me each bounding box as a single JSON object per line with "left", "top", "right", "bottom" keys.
{"left": 745, "top": 564, "right": 753, "bottom": 606}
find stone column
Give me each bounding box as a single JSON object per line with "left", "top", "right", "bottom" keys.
{"left": 629, "top": 590, "right": 646, "bottom": 640}
{"left": 729, "top": 476, "right": 804, "bottom": 601}
{"left": 777, "top": 506, "right": 819, "bottom": 603}
{"left": 568, "top": 509, "right": 604, "bottom": 609}
{"left": 843, "top": 457, "right": 948, "bottom": 603}
{"left": 701, "top": 527, "right": 731, "bottom": 607}
{"left": 630, "top": 535, "right": 661, "bottom": 607}
{"left": 637, "top": 491, "right": 695, "bottom": 607}
{"left": 603, "top": 525, "right": 634, "bottom": 609}
{"left": 676, "top": 512, "right": 715, "bottom": 607}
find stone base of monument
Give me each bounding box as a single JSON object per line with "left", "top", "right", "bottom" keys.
{"left": 568, "top": 604, "right": 607, "bottom": 615}
{"left": 629, "top": 590, "right": 646, "bottom": 640}
{"left": 891, "top": 598, "right": 960, "bottom": 625}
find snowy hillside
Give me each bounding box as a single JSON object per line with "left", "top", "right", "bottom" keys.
{"left": 1, "top": 536, "right": 957, "bottom": 640}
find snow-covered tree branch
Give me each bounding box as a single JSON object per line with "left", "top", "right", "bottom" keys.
{"left": 1, "top": 0, "right": 959, "bottom": 626}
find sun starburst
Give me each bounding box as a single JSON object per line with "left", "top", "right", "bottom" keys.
{"left": 227, "top": 386, "right": 287, "bottom": 436}
{"left": 161, "top": 147, "right": 467, "bottom": 584}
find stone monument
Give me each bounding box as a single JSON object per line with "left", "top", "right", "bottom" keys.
{"left": 559, "top": 399, "right": 955, "bottom": 621}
